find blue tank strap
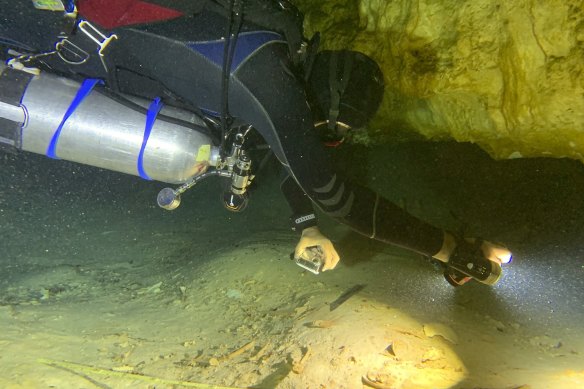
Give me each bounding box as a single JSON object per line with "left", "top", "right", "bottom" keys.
{"left": 137, "top": 97, "right": 163, "bottom": 180}
{"left": 64, "top": 0, "right": 75, "bottom": 13}
{"left": 46, "top": 78, "right": 102, "bottom": 159}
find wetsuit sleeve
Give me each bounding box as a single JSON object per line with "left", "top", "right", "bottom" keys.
{"left": 280, "top": 174, "right": 318, "bottom": 232}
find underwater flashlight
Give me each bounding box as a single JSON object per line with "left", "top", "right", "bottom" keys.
{"left": 500, "top": 253, "right": 513, "bottom": 264}
{"left": 446, "top": 242, "right": 502, "bottom": 286}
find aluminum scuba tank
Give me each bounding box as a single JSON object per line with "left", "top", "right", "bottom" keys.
{"left": 0, "top": 63, "right": 219, "bottom": 184}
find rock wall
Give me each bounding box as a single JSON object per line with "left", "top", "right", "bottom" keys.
{"left": 295, "top": 0, "right": 584, "bottom": 162}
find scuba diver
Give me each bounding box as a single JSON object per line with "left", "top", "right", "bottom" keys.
{"left": 0, "top": 0, "right": 511, "bottom": 286}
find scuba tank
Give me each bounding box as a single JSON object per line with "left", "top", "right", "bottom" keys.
{"left": 0, "top": 62, "right": 219, "bottom": 184}
{"left": 0, "top": 1, "right": 221, "bottom": 184}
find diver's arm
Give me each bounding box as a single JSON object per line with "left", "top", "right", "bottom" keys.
{"left": 280, "top": 174, "right": 317, "bottom": 231}
{"left": 281, "top": 174, "right": 340, "bottom": 271}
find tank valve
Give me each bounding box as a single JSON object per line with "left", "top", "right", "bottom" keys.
{"left": 222, "top": 153, "right": 251, "bottom": 212}
{"left": 157, "top": 131, "right": 253, "bottom": 211}
{"left": 156, "top": 169, "right": 231, "bottom": 211}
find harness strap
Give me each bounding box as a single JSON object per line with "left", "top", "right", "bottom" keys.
{"left": 327, "top": 50, "right": 353, "bottom": 130}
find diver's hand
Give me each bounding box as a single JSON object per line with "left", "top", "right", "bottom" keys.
{"left": 481, "top": 240, "right": 512, "bottom": 265}
{"left": 295, "top": 226, "right": 340, "bottom": 271}
{"left": 434, "top": 232, "right": 512, "bottom": 286}
{"left": 434, "top": 232, "right": 512, "bottom": 265}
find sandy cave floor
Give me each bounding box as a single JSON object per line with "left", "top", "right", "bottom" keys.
{"left": 1, "top": 141, "right": 584, "bottom": 388}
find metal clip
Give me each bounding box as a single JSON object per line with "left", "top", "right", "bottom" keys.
{"left": 77, "top": 20, "right": 118, "bottom": 58}
{"left": 55, "top": 39, "right": 88, "bottom": 65}
{"left": 5, "top": 58, "right": 41, "bottom": 75}
{"left": 6, "top": 49, "right": 50, "bottom": 75}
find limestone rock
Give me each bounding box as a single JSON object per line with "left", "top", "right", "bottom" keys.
{"left": 296, "top": 0, "right": 584, "bottom": 162}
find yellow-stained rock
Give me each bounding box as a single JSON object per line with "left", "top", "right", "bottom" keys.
{"left": 295, "top": 0, "right": 584, "bottom": 162}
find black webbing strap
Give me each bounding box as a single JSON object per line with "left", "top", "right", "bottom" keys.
{"left": 327, "top": 50, "right": 353, "bottom": 130}
{"left": 0, "top": 67, "right": 33, "bottom": 106}
{"left": 0, "top": 67, "right": 33, "bottom": 151}
{"left": 0, "top": 118, "right": 21, "bottom": 151}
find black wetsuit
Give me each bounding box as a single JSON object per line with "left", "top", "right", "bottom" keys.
{"left": 0, "top": 0, "right": 445, "bottom": 257}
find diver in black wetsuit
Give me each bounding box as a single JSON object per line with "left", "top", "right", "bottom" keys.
{"left": 0, "top": 0, "right": 511, "bottom": 285}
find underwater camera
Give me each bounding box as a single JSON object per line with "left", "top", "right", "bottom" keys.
{"left": 293, "top": 246, "right": 325, "bottom": 275}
